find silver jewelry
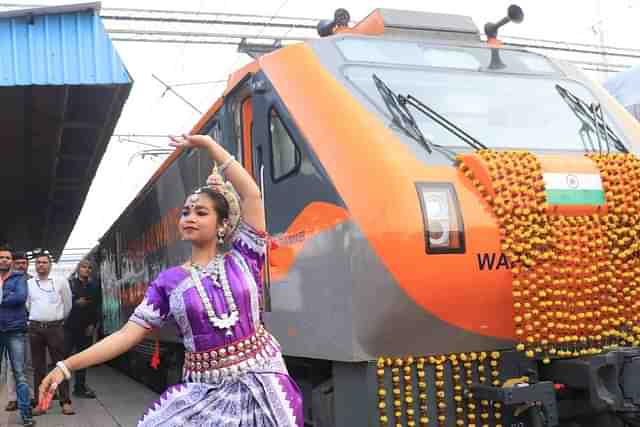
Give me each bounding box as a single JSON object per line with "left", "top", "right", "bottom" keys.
{"left": 56, "top": 361, "right": 72, "bottom": 380}
{"left": 190, "top": 255, "right": 239, "bottom": 336}
{"left": 188, "top": 192, "right": 200, "bottom": 209}
{"left": 219, "top": 156, "right": 235, "bottom": 173}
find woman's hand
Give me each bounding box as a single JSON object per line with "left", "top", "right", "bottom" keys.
{"left": 169, "top": 134, "right": 216, "bottom": 149}
{"left": 38, "top": 367, "right": 65, "bottom": 408}
{"left": 206, "top": 171, "right": 224, "bottom": 189}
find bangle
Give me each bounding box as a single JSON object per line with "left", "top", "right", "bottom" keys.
{"left": 219, "top": 156, "right": 235, "bottom": 173}
{"left": 56, "top": 361, "right": 72, "bottom": 380}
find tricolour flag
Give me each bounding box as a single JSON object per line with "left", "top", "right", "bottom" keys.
{"left": 542, "top": 173, "right": 605, "bottom": 206}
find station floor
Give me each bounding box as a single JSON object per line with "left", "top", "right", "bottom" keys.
{"left": 0, "top": 365, "right": 159, "bottom": 427}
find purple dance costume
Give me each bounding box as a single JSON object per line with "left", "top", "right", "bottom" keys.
{"left": 130, "top": 222, "right": 303, "bottom": 426}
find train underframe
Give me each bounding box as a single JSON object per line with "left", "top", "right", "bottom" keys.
{"left": 110, "top": 339, "right": 640, "bottom": 427}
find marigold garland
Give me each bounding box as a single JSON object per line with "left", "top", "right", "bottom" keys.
{"left": 459, "top": 150, "right": 640, "bottom": 359}
{"left": 376, "top": 352, "right": 503, "bottom": 427}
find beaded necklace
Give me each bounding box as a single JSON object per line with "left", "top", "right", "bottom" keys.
{"left": 189, "top": 254, "right": 239, "bottom": 337}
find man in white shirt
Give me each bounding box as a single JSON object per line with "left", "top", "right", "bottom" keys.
{"left": 26, "top": 252, "right": 74, "bottom": 416}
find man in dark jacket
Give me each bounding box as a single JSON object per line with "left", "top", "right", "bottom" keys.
{"left": 65, "top": 259, "right": 101, "bottom": 398}
{"left": 0, "top": 245, "right": 34, "bottom": 426}
{"left": 4, "top": 251, "right": 35, "bottom": 412}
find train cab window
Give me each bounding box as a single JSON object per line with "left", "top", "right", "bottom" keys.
{"left": 207, "top": 119, "right": 223, "bottom": 142}
{"left": 269, "top": 109, "right": 300, "bottom": 181}
{"left": 224, "top": 100, "right": 244, "bottom": 164}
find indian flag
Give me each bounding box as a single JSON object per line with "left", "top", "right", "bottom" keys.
{"left": 542, "top": 173, "right": 605, "bottom": 206}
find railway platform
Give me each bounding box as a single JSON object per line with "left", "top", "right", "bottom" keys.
{"left": 0, "top": 365, "right": 158, "bottom": 427}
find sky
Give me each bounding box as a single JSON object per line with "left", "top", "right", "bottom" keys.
{"left": 5, "top": 0, "right": 640, "bottom": 264}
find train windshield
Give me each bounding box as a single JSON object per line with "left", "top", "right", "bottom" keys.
{"left": 334, "top": 38, "right": 629, "bottom": 153}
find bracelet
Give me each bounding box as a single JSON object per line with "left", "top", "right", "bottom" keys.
{"left": 219, "top": 156, "right": 235, "bottom": 173}
{"left": 55, "top": 361, "right": 72, "bottom": 380}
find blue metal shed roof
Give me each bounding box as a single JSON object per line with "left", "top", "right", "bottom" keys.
{"left": 0, "top": 2, "right": 132, "bottom": 258}
{"left": 0, "top": 2, "right": 130, "bottom": 86}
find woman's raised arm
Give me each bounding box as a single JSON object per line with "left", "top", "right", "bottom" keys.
{"left": 169, "top": 134, "right": 266, "bottom": 231}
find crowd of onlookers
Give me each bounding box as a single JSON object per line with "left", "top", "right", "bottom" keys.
{"left": 0, "top": 245, "right": 101, "bottom": 426}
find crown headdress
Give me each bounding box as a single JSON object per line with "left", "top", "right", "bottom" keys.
{"left": 189, "top": 164, "right": 241, "bottom": 243}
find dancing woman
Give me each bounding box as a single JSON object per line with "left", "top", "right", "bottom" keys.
{"left": 39, "top": 135, "right": 303, "bottom": 426}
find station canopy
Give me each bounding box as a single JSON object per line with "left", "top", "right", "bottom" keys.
{"left": 0, "top": 2, "right": 132, "bottom": 258}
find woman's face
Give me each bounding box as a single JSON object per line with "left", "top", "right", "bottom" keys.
{"left": 179, "top": 193, "right": 219, "bottom": 244}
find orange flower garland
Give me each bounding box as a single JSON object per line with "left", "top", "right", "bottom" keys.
{"left": 459, "top": 150, "right": 640, "bottom": 358}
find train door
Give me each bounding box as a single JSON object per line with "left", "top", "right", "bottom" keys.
{"left": 224, "top": 75, "right": 275, "bottom": 309}
{"left": 225, "top": 72, "right": 311, "bottom": 312}
{"left": 238, "top": 72, "right": 345, "bottom": 307}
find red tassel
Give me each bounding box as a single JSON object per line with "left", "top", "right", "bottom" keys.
{"left": 150, "top": 338, "right": 160, "bottom": 369}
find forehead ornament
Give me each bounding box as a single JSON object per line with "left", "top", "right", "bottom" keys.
{"left": 188, "top": 191, "right": 201, "bottom": 208}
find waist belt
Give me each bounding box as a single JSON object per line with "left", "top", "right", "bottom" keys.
{"left": 183, "top": 324, "right": 279, "bottom": 383}
{"left": 29, "top": 319, "right": 64, "bottom": 328}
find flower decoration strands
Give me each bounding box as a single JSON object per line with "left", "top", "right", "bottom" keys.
{"left": 376, "top": 358, "right": 389, "bottom": 426}
{"left": 403, "top": 356, "right": 416, "bottom": 427}
{"left": 450, "top": 354, "right": 464, "bottom": 427}
{"left": 375, "top": 351, "right": 505, "bottom": 427}
{"left": 391, "top": 359, "right": 403, "bottom": 426}
{"left": 189, "top": 255, "right": 239, "bottom": 337}
{"left": 433, "top": 356, "right": 446, "bottom": 427}
{"left": 416, "top": 357, "right": 429, "bottom": 427}
{"left": 477, "top": 352, "right": 490, "bottom": 427}
{"left": 459, "top": 150, "right": 640, "bottom": 359}
{"left": 489, "top": 352, "right": 502, "bottom": 426}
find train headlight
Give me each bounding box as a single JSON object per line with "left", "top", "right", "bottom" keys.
{"left": 416, "top": 183, "right": 465, "bottom": 254}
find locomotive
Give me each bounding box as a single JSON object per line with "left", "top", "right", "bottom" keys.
{"left": 95, "top": 5, "right": 640, "bottom": 427}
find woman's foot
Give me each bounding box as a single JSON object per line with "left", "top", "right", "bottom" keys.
{"left": 62, "top": 403, "right": 75, "bottom": 415}
{"left": 5, "top": 400, "right": 17, "bottom": 411}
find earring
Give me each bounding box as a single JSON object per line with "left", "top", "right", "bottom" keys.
{"left": 217, "top": 228, "right": 225, "bottom": 244}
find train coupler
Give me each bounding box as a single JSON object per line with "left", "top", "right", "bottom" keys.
{"left": 470, "top": 381, "right": 559, "bottom": 426}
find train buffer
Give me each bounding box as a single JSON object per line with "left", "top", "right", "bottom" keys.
{"left": 0, "top": 365, "right": 159, "bottom": 427}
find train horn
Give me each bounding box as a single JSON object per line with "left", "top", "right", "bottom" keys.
{"left": 317, "top": 8, "right": 351, "bottom": 37}
{"left": 484, "top": 4, "right": 524, "bottom": 42}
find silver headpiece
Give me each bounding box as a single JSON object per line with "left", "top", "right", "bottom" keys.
{"left": 189, "top": 164, "right": 241, "bottom": 243}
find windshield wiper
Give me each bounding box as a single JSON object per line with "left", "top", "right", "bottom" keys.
{"left": 398, "top": 94, "right": 487, "bottom": 151}
{"left": 372, "top": 74, "right": 434, "bottom": 154}
{"left": 372, "top": 74, "right": 483, "bottom": 159}
{"left": 555, "top": 84, "right": 628, "bottom": 154}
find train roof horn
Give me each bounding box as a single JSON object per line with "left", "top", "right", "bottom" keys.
{"left": 484, "top": 4, "right": 524, "bottom": 47}
{"left": 317, "top": 8, "right": 351, "bottom": 37}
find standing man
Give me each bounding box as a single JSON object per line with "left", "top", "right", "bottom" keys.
{"left": 0, "top": 246, "right": 34, "bottom": 426}
{"left": 65, "top": 259, "right": 100, "bottom": 399}
{"left": 4, "top": 251, "right": 35, "bottom": 412}
{"left": 27, "top": 252, "right": 74, "bottom": 416}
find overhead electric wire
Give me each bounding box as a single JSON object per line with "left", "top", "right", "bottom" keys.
{"left": 108, "top": 28, "right": 307, "bottom": 41}
{"left": 503, "top": 42, "right": 640, "bottom": 61}
{"left": 502, "top": 34, "right": 640, "bottom": 54}
{"left": 101, "top": 15, "right": 317, "bottom": 30}
{"left": 0, "top": 3, "right": 320, "bottom": 21}
{"left": 111, "top": 38, "right": 239, "bottom": 45}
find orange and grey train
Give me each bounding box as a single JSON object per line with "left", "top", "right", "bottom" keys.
{"left": 96, "top": 6, "right": 640, "bottom": 427}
